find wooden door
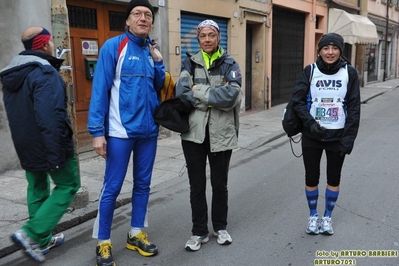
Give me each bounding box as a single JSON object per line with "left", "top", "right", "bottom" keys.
{"left": 67, "top": 0, "right": 126, "bottom": 153}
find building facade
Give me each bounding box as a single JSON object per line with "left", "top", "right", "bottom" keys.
{"left": 0, "top": 0, "right": 397, "bottom": 171}
{"left": 367, "top": 0, "right": 399, "bottom": 82}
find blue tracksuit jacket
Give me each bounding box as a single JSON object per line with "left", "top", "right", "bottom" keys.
{"left": 87, "top": 31, "right": 165, "bottom": 139}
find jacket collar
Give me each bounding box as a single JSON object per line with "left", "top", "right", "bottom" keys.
{"left": 126, "top": 30, "right": 153, "bottom": 47}
{"left": 192, "top": 46, "right": 226, "bottom": 69}
{"left": 19, "top": 50, "right": 64, "bottom": 71}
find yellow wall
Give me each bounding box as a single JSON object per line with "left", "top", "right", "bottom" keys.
{"left": 168, "top": 0, "right": 269, "bottom": 74}
{"left": 168, "top": 0, "right": 271, "bottom": 111}
{"left": 273, "top": 0, "right": 328, "bottom": 66}
{"left": 168, "top": 0, "right": 327, "bottom": 110}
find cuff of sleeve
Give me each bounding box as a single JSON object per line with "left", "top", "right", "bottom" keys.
{"left": 91, "top": 132, "right": 104, "bottom": 138}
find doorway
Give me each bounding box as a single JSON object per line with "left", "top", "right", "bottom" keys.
{"left": 67, "top": 0, "right": 126, "bottom": 153}
{"left": 271, "top": 7, "right": 305, "bottom": 106}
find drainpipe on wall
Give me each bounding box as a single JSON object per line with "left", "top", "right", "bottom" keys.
{"left": 264, "top": 76, "right": 269, "bottom": 110}
{"left": 383, "top": 0, "right": 390, "bottom": 81}
{"left": 312, "top": 0, "right": 316, "bottom": 23}
{"left": 357, "top": 0, "right": 365, "bottom": 87}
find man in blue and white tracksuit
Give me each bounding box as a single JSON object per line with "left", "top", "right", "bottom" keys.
{"left": 87, "top": 0, "right": 165, "bottom": 264}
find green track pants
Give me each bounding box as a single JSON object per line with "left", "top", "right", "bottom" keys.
{"left": 22, "top": 155, "right": 80, "bottom": 247}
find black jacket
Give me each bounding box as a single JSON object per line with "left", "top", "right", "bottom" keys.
{"left": 0, "top": 51, "right": 74, "bottom": 171}
{"left": 291, "top": 56, "right": 361, "bottom": 154}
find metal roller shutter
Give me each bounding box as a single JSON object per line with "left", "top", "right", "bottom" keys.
{"left": 271, "top": 7, "right": 305, "bottom": 106}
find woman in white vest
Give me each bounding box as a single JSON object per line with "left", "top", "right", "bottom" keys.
{"left": 291, "top": 33, "right": 360, "bottom": 235}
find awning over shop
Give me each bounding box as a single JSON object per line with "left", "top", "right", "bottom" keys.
{"left": 328, "top": 8, "right": 379, "bottom": 45}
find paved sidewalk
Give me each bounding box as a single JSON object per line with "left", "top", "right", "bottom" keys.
{"left": 0, "top": 79, "right": 398, "bottom": 258}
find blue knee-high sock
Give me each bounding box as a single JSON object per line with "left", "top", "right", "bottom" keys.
{"left": 305, "top": 188, "right": 319, "bottom": 216}
{"left": 324, "top": 188, "right": 339, "bottom": 217}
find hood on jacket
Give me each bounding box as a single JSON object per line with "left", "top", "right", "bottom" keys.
{"left": 0, "top": 51, "right": 64, "bottom": 93}
{"left": 0, "top": 63, "right": 36, "bottom": 93}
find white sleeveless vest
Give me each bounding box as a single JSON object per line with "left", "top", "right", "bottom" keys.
{"left": 309, "top": 64, "right": 348, "bottom": 129}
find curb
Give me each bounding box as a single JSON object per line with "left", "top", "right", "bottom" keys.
{"left": 0, "top": 197, "right": 132, "bottom": 259}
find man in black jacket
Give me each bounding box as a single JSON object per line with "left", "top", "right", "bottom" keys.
{"left": 0, "top": 26, "right": 80, "bottom": 263}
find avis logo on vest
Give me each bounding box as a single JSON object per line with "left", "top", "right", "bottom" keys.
{"left": 316, "top": 80, "right": 342, "bottom": 89}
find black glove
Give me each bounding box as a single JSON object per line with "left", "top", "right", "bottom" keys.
{"left": 338, "top": 144, "right": 348, "bottom": 157}
{"left": 309, "top": 122, "right": 326, "bottom": 138}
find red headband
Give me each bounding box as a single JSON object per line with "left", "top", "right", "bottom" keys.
{"left": 31, "top": 34, "right": 51, "bottom": 50}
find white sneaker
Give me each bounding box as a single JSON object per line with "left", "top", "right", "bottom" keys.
{"left": 306, "top": 215, "right": 320, "bottom": 235}
{"left": 320, "top": 216, "right": 334, "bottom": 235}
{"left": 40, "top": 233, "right": 65, "bottom": 255}
{"left": 185, "top": 235, "right": 209, "bottom": 251}
{"left": 11, "top": 229, "right": 45, "bottom": 263}
{"left": 213, "top": 230, "right": 232, "bottom": 245}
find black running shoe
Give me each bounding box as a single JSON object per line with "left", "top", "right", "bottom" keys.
{"left": 126, "top": 231, "right": 158, "bottom": 257}
{"left": 96, "top": 241, "right": 116, "bottom": 266}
